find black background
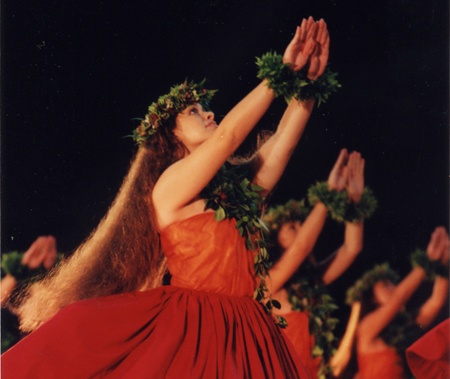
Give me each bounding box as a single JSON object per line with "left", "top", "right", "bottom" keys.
{"left": 2, "top": 1, "right": 449, "bottom": 328}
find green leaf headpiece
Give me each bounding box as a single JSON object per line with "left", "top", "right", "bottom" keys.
{"left": 346, "top": 263, "right": 399, "bottom": 305}
{"left": 262, "top": 199, "right": 310, "bottom": 235}
{"left": 132, "top": 79, "right": 217, "bottom": 145}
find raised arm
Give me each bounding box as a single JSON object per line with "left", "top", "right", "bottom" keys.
{"left": 330, "top": 302, "right": 361, "bottom": 377}
{"left": 322, "top": 151, "right": 365, "bottom": 284}
{"left": 415, "top": 227, "right": 449, "bottom": 328}
{"left": 357, "top": 266, "right": 426, "bottom": 346}
{"left": 154, "top": 19, "right": 325, "bottom": 225}
{"left": 267, "top": 149, "right": 348, "bottom": 293}
{"left": 252, "top": 18, "right": 330, "bottom": 195}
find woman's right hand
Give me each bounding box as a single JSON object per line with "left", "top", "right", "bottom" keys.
{"left": 283, "top": 17, "right": 330, "bottom": 79}
{"left": 21, "top": 235, "right": 58, "bottom": 270}
{"left": 282, "top": 17, "right": 317, "bottom": 72}
{"left": 346, "top": 151, "right": 365, "bottom": 203}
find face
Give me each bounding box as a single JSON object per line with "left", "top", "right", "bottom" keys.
{"left": 373, "top": 280, "right": 396, "bottom": 306}
{"left": 174, "top": 103, "right": 217, "bottom": 152}
{"left": 277, "top": 221, "right": 301, "bottom": 250}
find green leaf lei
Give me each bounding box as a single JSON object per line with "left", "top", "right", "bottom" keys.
{"left": 256, "top": 52, "right": 341, "bottom": 106}
{"left": 307, "top": 181, "right": 378, "bottom": 223}
{"left": 411, "top": 248, "right": 449, "bottom": 279}
{"left": 288, "top": 267, "right": 339, "bottom": 379}
{"left": 1, "top": 251, "right": 62, "bottom": 282}
{"left": 346, "top": 263, "right": 400, "bottom": 305}
{"left": 201, "top": 163, "right": 286, "bottom": 327}
{"left": 132, "top": 79, "right": 217, "bottom": 145}
{"left": 262, "top": 199, "right": 311, "bottom": 236}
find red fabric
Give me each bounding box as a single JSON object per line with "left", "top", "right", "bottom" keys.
{"left": 283, "top": 311, "right": 321, "bottom": 378}
{"left": 406, "top": 318, "right": 450, "bottom": 379}
{"left": 357, "top": 348, "right": 406, "bottom": 379}
{"left": 1, "top": 213, "right": 310, "bottom": 378}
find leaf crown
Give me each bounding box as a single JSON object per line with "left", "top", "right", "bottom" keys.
{"left": 132, "top": 79, "right": 217, "bottom": 145}
{"left": 262, "top": 199, "right": 310, "bottom": 234}
{"left": 346, "top": 263, "right": 400, "bottom": 304}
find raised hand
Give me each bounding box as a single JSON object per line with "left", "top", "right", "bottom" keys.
{"left": 21, "top": 235, "right": 58, "bottom": 270}
{"left": 283, "top": 17, "right": 317, "bottom": 72}
{"left": 307, "top": 18, "right": 330, "bottom": 80}
{"left": 346, "top": 151, "right": 365, "bottom": 203}
{"left": 426, "top": 227, "right": 450, "bottom": 264}
{"left": 327, "top": 148, "right": 349, "bottom": 191}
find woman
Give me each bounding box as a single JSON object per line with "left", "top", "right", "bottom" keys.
{"left": 2, "top": 17, "right": 337, "bottom": 378}
{"left": 345, "top": 227, "right": 449, "bottom": 379}
{"left": 263, "top": 149, "right": 371, "bottom": 378}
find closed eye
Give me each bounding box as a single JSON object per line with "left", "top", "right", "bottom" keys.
{"left": 188, "top": 105, "right": 200, "bottom": 115}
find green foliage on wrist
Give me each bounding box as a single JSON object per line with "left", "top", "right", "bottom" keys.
{"left": 1, "top": 251, "right": 62, "bottom": 282}
{"left": 411, "top": 248, "right": 449, "bottom": 280}
{"left": 256, "top": 52, "right": 341, "bottom": 106}
{"left": 307, "top": 181, "right": 377, "bottom": 223}
{"left": 2, "top": 251, "right": 44, "bottom": 281}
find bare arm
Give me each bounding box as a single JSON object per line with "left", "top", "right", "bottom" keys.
{"left": 153, "top": 80, "right": 275, "bottom": 223}
{"left": 415, "top": 227, "right": 449, "bottom": 328}
{"left": 357, "top": 266, "right": 426, "bottom": 344}
{"left": 331, "top": 302, "right": 361, "bottom": 377}
{"left": 267, "top": 202, "right": 328, "bottom": 294}
{"left": 253, "top": 19, "right": 330, "bottom": 195}
{"left": 322, "top": 152, "right": 365, "bottom": 284}
{"left": 154, "top": 19, "right": 322, "bottom": 223}
{"left": 267, "top": 149, "right": 349, "bottom": 293}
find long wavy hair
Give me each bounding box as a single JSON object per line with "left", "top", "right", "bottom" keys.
{"left": 17, "top": 118, "right": 186, "bottom": 332}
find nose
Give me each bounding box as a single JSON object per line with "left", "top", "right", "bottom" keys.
{"left": 203, "top": 110, "right": 214, "bottom": 121}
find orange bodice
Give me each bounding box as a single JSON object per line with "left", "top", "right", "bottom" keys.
{"left": 357, "top": 348, "right": 406, "bottom": 379}
{"left": 160, "top": 212, "right": 257, "bottom": 297}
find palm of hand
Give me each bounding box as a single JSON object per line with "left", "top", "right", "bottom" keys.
{"left": 347, "top": 179, "right": 364, "bottom": 203}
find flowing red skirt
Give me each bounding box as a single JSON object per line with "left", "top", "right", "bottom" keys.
{"left": 406, "top": 318, "right": 450, "bottom": 379}
{"left": 2, "top": 286, "right": 309, "bottom": 378}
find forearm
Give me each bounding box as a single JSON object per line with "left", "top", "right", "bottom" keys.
{"left": 268, "top": 203, "right": 327, "bottom": 292}
{"left": 416, "top": 276, "right": 449, "bottom": 328}
{"left": 253, "top": 98, "right": 315, "bottom": 192}
{"left": 322, "top": 222, "right": 364, "bottom": 285}
{"left": 218, "top": 80, "right": 275, "bottom": 142}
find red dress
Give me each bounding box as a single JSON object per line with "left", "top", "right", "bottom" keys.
{"left": 357, "top": 348, "right": 406, "bottom": 379}
{"left": 406, "top": 318, "right": 450, "bottom": 379}
{"left": 1, "top": 213, "right": 310, "bottom": 378}
{"left": 282, "top": 311, "right": 321, "bottom": 378}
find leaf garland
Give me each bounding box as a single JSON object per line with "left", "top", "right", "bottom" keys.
{"left": 411, "top": 248, "right": 449, "bottom": 279}
{"left": 307, "top": 181, "right": 378, "bottom": 223}
{"left": 256, "top": 51, "right": 341, "bottom": 106}
{"left": 288, "top": 267, "right": 340, "bottom": 379}
{"left": 132, "top": 79, "right": 217, "bottom": 145}
{"left": 346, "top": 263, "right": 400, "bottom": 305}
{"left": 1, "top": 251, "right": 62, "bottom": 282}
{"left": 262, "top": 199, "right": 311, "bottom": 236}
{"left": 201, "top": 163, "right": 286, "bottom": 327}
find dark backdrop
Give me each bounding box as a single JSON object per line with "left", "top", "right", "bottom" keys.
{"left": 2, "top": 0, "right": 449, "bottom": 331}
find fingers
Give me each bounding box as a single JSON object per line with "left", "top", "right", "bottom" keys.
{"left": 21, "top": 235, "right": 57, "bottom": 270}
{"left": 335, "top": 148, "right": 349, "bottom": 168}
{"left": 315, "top": 19, "right": 329, "bottom": 46}
{"left": 427, "top": 227, "right": 449, "bottom": 261}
